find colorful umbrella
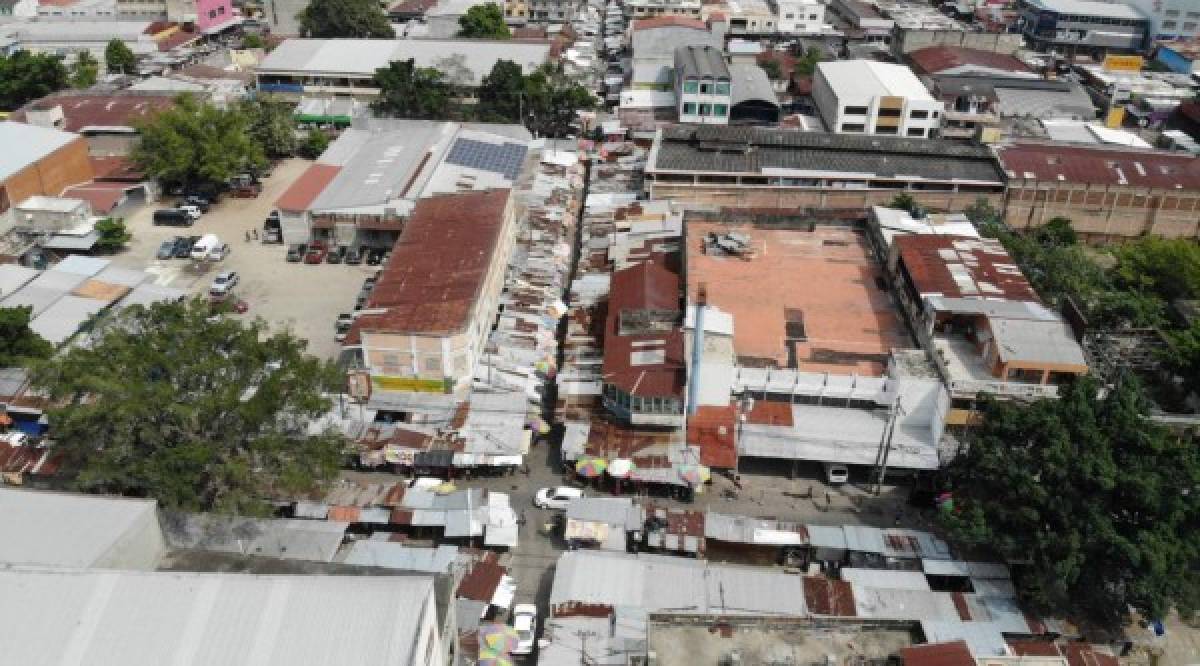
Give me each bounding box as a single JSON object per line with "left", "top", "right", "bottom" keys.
{"left": 478, "top": 624, "right": 519, "bottom": 653}
{"left": 433, "top": 481, "right": 457, "bottom": 495}
{"left": 575, "top": 456, "right": 608, "bottom": 478}
{"left": 677, "top": 464, "right": 711, "bottom": 486}
{"left": 607, "top": 458, "right": 636, "bottom": 479}
{"left": 477, "top": 657, "right": 514, "bottom": 666}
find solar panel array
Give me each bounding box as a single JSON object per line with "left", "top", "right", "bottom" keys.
{"left": 444, "top": 138, "right": 528, "bottom": 181}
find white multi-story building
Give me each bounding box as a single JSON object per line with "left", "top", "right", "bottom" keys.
{"left": 1125, "top": 0, "right": 1200, "bottom": 41}
{"left": 624, "top": 0, "right": 701, "bottom": 19}
{"left": 812, "top": 60, "right": 943, "bottom": 138}
{"left": 674, "top": 45, "right": 732, "bottom": 124}
{"left": 776, "top": 0, "right": 823, "bottom": 34}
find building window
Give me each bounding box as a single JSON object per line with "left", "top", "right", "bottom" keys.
{"left": 784, "top": 12, "right": 793, "bottom": 18}
{"left": 1163, "top": 20, "right": 1177, "bottom": 27}
{"left": 910, "top": 109, "right": 928, "bottom": 119}
{"left": 878, "top": 108, "right": 902, "bottom": 117}
{"left": 932, "top": 111, "right": 939, "bottom": 118}
{"left": 683, "top": 79, "right": 698, "bottom": 93}
{"left": 1165, "top": 9, "right": 1179, "bottom": 16}
{"left": 699, "top": 103, "right": 711, "bottom": 115}
{"left": 843, "top": 105, "right": 868, "bottom": 115}
{"left": 714, "top": 103, "right": 728, "bottom": 116}
{"left": 1185, "top": 21, "right": 1197, "bottom": 29}
{"left": 808, "top": 13, "right": 817, "bottom": 19}
{"left": 1188, "top": 11, "right": 1200, "bottom": 18}
{"left": 841, "top": 123, "right": 865, "bottom": 132}
{"left": 699, "top": 81, "right": 712, "bottom": 94}
{"left": 876, "top": 125, "right": 898, "bottom": 134}
{"left": 715, "top": 81, "right": 730, "bottom": 95}
{"left": 907, "top": 127, "right": 925, "bottom": 137}
{"left": 682, "top": 102, "right": 696, "bottom": 114}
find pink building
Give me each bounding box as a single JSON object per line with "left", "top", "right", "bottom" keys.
{"left": 168, "top": 0, "right": 233, "bottom": 31}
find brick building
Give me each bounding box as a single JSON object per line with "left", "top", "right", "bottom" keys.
{"left": 0, "top": 122, "right": 93, "bottom": 216}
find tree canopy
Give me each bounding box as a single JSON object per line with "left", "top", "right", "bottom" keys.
{"left": 131, "top": 94, "right": 267, "bottom": 191}
{"left": 477, "top": 59, "right": 526, "bottom": 122}
{"left": 941, "top": 375, "right": 1200, "bottom": 627}
{"left": 93, "top": 217, "right": 131, "bottom": 253}
{"left": 104, "top": 39, "right": 137, "bottom": 74}
{"left": 0, "top": 50, "right": 68, "bottom": 111}
{"left": 34, "top": 299, "right": 346, "bottom": 514}
{"left": 70, "top": 51, "right": 99, "bottom": 89}
{"left": 457, "top": 3, "right": 511, "bottom": 38}
{"left": 523, "top": 63, "right": 594, "bottom": 137}
{"left": 370, "top": 59, "right": 452, "bottom": 119}
{"left": 240, "top": 98, "right": 297, "bottom": 159}
{"left": 297, "top": 129, "right": 330, "bottom": 159}
{"left": 299, "top": 0, "right": 395, "bottom": 38}
{"left": 0, "top": 306, "right": 53, "bottom": 366}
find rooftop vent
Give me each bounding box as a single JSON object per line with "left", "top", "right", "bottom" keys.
{"left": 703, "top": 231, "right": 756, "bottom": 258}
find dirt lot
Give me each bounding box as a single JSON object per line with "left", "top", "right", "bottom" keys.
{"left": 111, "top": 158, "right": 373, "bottom": 359}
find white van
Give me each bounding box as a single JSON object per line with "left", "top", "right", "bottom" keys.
{"left": 823, "top": 462, "right": 850, "bottom": 484}
{"left": 190, "top": 234, "right": 220, "bottom": 261}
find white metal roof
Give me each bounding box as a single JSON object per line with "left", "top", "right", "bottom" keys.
{"left": 840, "top": 568, "right": 931, "bottom": 591}
{"left": 1025, "top": 0, "right": 1145, "bottom": 20}
{"left": 0, "top": 568, "right": 435, "bottom": 666}
{"left": 0, "top": 488, "right": 157, "bottom": 568}
{"left": 817, "top": 60, "right": 935, "bottom": 101}
{"left": 0, "top": 121, "right": 79, "bottom": 183}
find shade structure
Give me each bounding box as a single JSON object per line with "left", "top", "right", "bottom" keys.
{"left": 607, "top": 458, "right": 635, "bottom": 479}
{"left": 478, "top": 624, "right": 519, "bottom": 653}
{"left": 575, "top": 456, "right": 608, "bottom": 478}
{"left": 677, "top": 464, "right": 711, "bottom": 486}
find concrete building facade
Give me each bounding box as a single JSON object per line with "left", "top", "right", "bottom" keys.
{"left": 811, "top": 60, "right": 943, "bottom": 138}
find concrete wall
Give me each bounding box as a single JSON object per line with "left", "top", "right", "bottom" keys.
{"left": 93, "top": 504, "right": 167, "bottom": 570}
{"left": 0, "top": 137, "right": 93, "bottom": 215}
{"left": 647, "top": 181, "right": 1003, "bottom": 213}
{"left": 893, "top": 29, "right": 1023, "bottom": 56}
{"left": 1004, "top": 181, "right": 1200, "bottom": 241}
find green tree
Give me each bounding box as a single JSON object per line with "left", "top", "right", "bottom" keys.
{"left": 759, "top": 58, "right": 783, "bottom": 80}
{"left": 93, "top": 217, "right": 131, "bottom": 253}
{"left": 241, "top": 33, "right": 265, "bottom": 49}
{"left": 0, "top": 306, "right": 53, "bottom": 365}
{"left": 457, "top": 2, "right": 511, "bottom": 38}
{"left": 104, "top": 39, "right": 137, "bottom": 74}
{"left": 1112, "top": 236, "right": 1200, "bottom": 303}
{"left": 524, "top": 63, "right": 594, "bottom": 137}
{"left": 941, "top": 374, "right": 1200, "bottom": 627}
{"left": 0, "top": 50, "right": 68, "bottom": 111}
{"left": 1162, "top": 320, "right": 1200, "bottom": 397}
{"left": 888, "top": 192, "right": 917, "bottom": 213}
{"left": 240, "top": 98, "right": 297, "bottom": 158}
{"left": 478, "top": 59, "right": 526, "bottom": 122}
{"left": 132, "top": 94, "right": 266, "bottom": 192}
{"left": 70, "top": 51, "right": 99, "bottom": 89}
{"left": 793, "top": 46, "right": 823, "bottom": 77}
{"left": 370, "top": 59, "right": 452, "bottom": 119}
{"left": 297, "top": 129, "right": 330, "bottom": 159}
{"left": 34, "top": 299, "right": 346, "bottom": 514}
{"left": 298, "top": 0, "right": 394, "bottom": 38}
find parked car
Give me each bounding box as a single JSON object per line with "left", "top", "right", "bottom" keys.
{"left": 326, "top": 245, "right": 347, "bottom": 264}
{"left": 823, "top": 462, "right": 850, "bottom": 484}
{"left": 209, "top": 243, "right": 231, "bottom": 261}
{"left": 286, "top": 244, "right": 306, "bottom": 262}
{"left": 354, "top": 292, "right": 369, "bottom": 310}
{"left": 512, "top": 604, "right": 538, "bottom": 656}
{"left": 178, "top": 205, "right": 203, "bottom": 220}
{"left": 157, "top": 237, "right": 180, "bottom": 260}
{"left": 153, "top": 209, "right": 193, "bottom": 226}
{"left": 344, "top": 246, "right": 363, "bottom": 265}
{"left": 335, "top": 313, "right": 354, "bottom": 341}
{"left": 174, "top": 236, "right": 200, "bottom": 259}
{"left": 210, "top": 270, "right": 239, "bottom": 295}
{"left": 304, "top": 243, "right": 328, "bottom": 264}
{"left": 366, "top": 247, "right": 386, "bottom": 265}
{"left": 533, "top": 486, "right": 584, "bottom": 510}
{"left": 182, "top": 195, "right": 211, "bottom": 212}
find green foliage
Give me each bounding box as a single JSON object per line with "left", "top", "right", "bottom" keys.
{"left": 759, "top": 58, "right": 783, "bottom": 80}
{"left": 793, "top": 46, "right": 822, "bottom": 77}
{"left": 104, "top": 39, "right": 137, "bottom": 74}
{"left": 0, "top": 50, "right": 68, "bottom": 111}
{"left": 70, "top": 51, "right": 99, "bottom": 89}
{"left": 240, "top": 98, "right": 297, "bottom": 158}
{"left": 457, "top": 3, "right": 511, "bottom": 38}
{"left": 478, "top": 59, "right": 526, "bottom": 122}
{"left": 1112, "top": 236, "right": 1200, "bottom": 304}
{"left": 299, "top": 0, "right": 394, "bottom": 38}
{"left": 523, "top": 63, "right": 594, "bottom": 137}
{"left": 888, "top": 192, "right": 917, "bottom": 213}
{"left": 941, "top": 375, "right": 1200, "bottom": 627}
{"left": 93, "top": 217, "right": 131, "bottom": 253}
{"left": 1162, "top": 321, "right": 1200, "bottom": 393}
{"left": 241, "top": 33, "right": 265, "bottom": 49}
{"left": 370, "top": 59, "right": 452, "bottom": 119}
{"left": 0, "top": 306, "right": 53, "bottom": 365}
{"left": 34, "top": 299, "right": 346, "bottom": 514}
{"left": 131, "top": 94, "right": 266, "bottom": 191}
{"left": 297, "top": 129, "right": 330, "bottom": 159}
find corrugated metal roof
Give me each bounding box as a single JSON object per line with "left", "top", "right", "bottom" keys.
{"left": 0, "top": 488, "right": 159, "bottom": 568}
{"left": 0, "top": 121, "right": 80, "bottom": 182}
{"left": 840, "top": 568, "right": 931, "bottom": 591}
{"left": 162, "top": 512, "right": 347, "bottom": 562}
{"left": 900, "top": 640, "right": 976, "bottom": 666}
{"left": 344, "top": 542, "right": 459, "bottom": 573}
{"left": 274, "top": 163, "right": 341, "bottom": 213}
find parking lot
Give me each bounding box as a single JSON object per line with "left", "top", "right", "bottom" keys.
{"left": 111, "top": 158, "right": 375, "bottom": 360}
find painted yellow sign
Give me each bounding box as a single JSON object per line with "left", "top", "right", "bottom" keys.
{"left": 1102, "top": 55, "right": 1144, "bottom": 72}
{"left": 371, "top": 375, "right": 449, "bottom": 394}
{"left": 1105, "top": 107, "right": 1126, "bottom": 129}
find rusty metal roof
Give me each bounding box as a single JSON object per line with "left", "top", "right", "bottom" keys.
{"left": 894, "top": 234, "right": 1040, "bottom": 302}
{"left": 900, "top": 641, "right": 975, "bottom": 666}
{"left": 274, "top": 164, "right": 341, "bottom": 213}
{"left": 998, "top": 142, "right": 1200, "bottom": 190}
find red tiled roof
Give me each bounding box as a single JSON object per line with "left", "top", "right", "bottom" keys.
{"left": 894, "top": 234, "right": 1040, "bottom": 302}
{"left": 11, "top": 93, "right": 176, "bottom": 133}
{"left": 275, "top": 163, "right": 341, "bottom": 213}
{"left": 1064, "top": 643, "right": 1118, "bottom": 666}
{"left": 631, "top": 16, "right": 707, "bottom": 31}
{"left": 1008, "top": 641, "right": 1063, "bottom": 657}
{"left": 457, "top": 552, "right": 506, "bottom": 602}
{"left": 803, "top": 577, "right": 856, "bottom": 616}
{"left": 600, "top": 255, "right": 685, "bottom": 398}
{"left": 998, "top": 143, "right": 1200, "bottom": 190}
{"left": 908, "top": 45, "right": 1032, "bottom": 77}
{"left": 745, "top": 400, "right": 793, "bottom": 426}
{"left": 61, "top": 183, "right": 131, "bottom": 213}
{"left": 687, "top": 405, "right": 737, "bottom": 468}
{"left": 900, "top": 641, "right": 975, "bottom": 666}
{"left": 158, "top": 29, "right": 201, "bottom": 52}
{"left": 353, "top": 189, "right": 511, "bottom": 337}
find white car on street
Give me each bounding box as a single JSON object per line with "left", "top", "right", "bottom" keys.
{"left": 512, "top": 604, "right": 538, "bottom": 655}
{"left": 210, "top": 271, "right": 239, "bottom": 295}
{"left": 533, "top": 486, "right": 583, "bottom": 510}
